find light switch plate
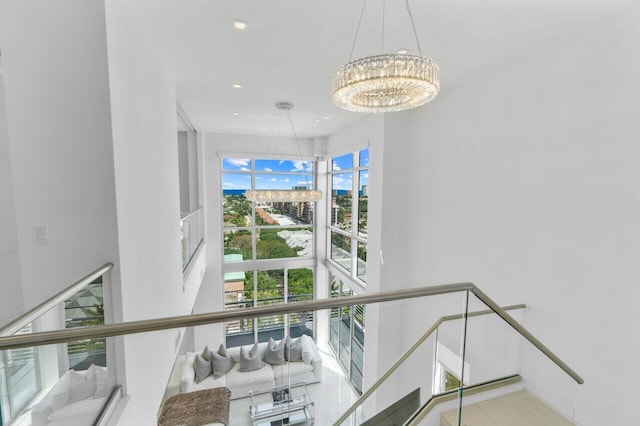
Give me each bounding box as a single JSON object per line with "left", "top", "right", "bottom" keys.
{"left": 33, "top": 224, "right": 49, "bottom": 244}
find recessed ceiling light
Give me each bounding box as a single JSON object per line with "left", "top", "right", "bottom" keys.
{"left": 314, "top": 119, "right": 321, "bottom": 122}
{"left": 232, "top": 112, "right": 240, "bottom": 116}
{"left": 324, "top": 116, "right": 331, "bottom": 120}
{"left": 232, "top": 20, "right": 247, "bottom": 30}
{"left": 232, "top": 128, "right": 239, "bottom": 132}
{"left": 232, "top": 83, "right": 243, "bottom": 89}
{"left": 297, "top": 132, "right": 303, "bottom": 136}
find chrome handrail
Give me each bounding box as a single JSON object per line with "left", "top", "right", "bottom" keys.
{"left": 0, "top": 282, "right": 584, "bottom": 387}
{"left": 0, "top": 262, "right": 114, "bottom": 337}
{"left": 333, "top": 304, "right": 526, "bottom": 425}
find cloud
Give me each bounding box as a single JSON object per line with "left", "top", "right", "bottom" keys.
{"left": 227, "top": 158, "right": 250, "bottom": 168}
{"left": 223, "top": 182, "right": 235, "bottom": 187}
{"left": 270, "top": 178, "right": 278, "bottom": 182}
{"left": 332, "top": 164, "right": 342, "bottom": 171}
{"left": 240, "top": 167, "right": 250, "bottom": 171}
{"left": 256, "top": 176, "right": 262, "bottom": 180}
{"left": 264, "top": 167, "right": 273, "bottom": 172}
{"left": 284, "top": 178, "right": 290, "bottom": 182}
{"left": 292, "top": 160, "right": 312, "bottom": 172}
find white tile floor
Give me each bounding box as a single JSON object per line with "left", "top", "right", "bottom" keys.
{"left": 228, "top": 344, "right": 360, "bottom": 426}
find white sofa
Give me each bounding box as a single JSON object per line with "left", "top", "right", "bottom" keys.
{"left": 31, "top": 365, "right": 110, "bottom": 426}
{"left": 167, "top": 335, "right": 322, "bottom": 400}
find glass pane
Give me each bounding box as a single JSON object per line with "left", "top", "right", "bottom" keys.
{"left": 224, "top": 268, "right": 251, "bottom": 343}
{"left": 255, "top": 158, "right": 312, "bottom": 173}
{"left": 255, "top": 269, "right": 285, "bottom": 342}
{"left": 65, "top": 280, "right": 106, "bottom": 370}
{"left": 359, "top": 148, "right": 370, "bottom": 167}
{"left": 3, "top": 325, "right": 40, "bottom": 416}
{"left": 257, "top": 227, "right": 313, "bottom": 259}
{"left": 222, "top": 172, "right": 252, "bottom": 196}
{"left": 224, "top": 230, "right": 253, "bottom": 261}
{"left": 329, "top": 274, "right": 340, "bottom": 352}
{"left": 255, "top": 173, "right": 314, "bottom": 190}
{"left": 331, "top": 173, "right": 353, "bottom": 232}
{"left": 222, "top": 157, "right": 251, "bottom": 171}
{"left": 339, "top": 306, "right": 351, "bottom": 371}
{"left": 222, "top": 189, "right": 252, "bottom": 227}
{"left": 255, "top": 204, "right": 313, "bottom": 226}
{"left": 332, "top": 152, "right": 353, "bottom": 171}
{"left": 358, "top": 169, "right": 368, "bottom": 237}
{"left": 357, "top": 241, "right": 367, "bottom": 283}
{"left": 288, "top": 268, "right": 314, "bottom": 338}
{"left": 331, "top": 232, "right": 352, "bottom": 272}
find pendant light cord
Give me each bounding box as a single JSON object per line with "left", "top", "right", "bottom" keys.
{"left": 381, "top": 0, "right": 386, "bottom": 54}
{"left": 406, "top": 0, "right": 423, "bottom": 55}
{"left": 349, "top": 0, "right": 368, "bottom": 61}
{"left": 285, "top": 110, "right": 313, "bottom": 190}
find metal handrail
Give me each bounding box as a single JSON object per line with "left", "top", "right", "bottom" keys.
{"left": 0, "top": 262, "right": 113, "bottom": 337}
{"left": 0, "top": 281, "right": 584, "bottom": 387}
{"left": 333, "top": 304, "right": 526, "bottom": 425}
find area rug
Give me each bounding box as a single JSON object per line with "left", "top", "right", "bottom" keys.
{"left": 158, "top": 387, "right": 231, "bottom": 426}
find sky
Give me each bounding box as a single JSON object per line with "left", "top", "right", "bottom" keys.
{"left": 222, "top": 149, "right": 369, "bottom": 191}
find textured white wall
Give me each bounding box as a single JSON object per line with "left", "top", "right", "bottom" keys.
{"left": 0, "top": 75, "right": 24, "bottom": 325}
{"left": 381, "top": 10, "right": 640, "bottom": 425}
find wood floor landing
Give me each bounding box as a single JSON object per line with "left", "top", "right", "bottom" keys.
{"left": 440, "top": 390, "right": 573, "bottom": 426}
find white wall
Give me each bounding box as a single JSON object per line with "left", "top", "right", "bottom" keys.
{"left": 0, "top": 74, "right": 24, "bottom": 325}
{"left": 105, "top": 1, "right": 203, "bottom": 422}
{"left": 0, "top": 0, "right": 121, "bottom": 311}
{"left": 380, "top": 10, "right": 640, "bottom": 425}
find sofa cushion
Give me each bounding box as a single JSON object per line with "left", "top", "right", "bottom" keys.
{"left": 67, "top": 370, "right": 96, "bottom": 402}
{"left": 271, "top": 361, "right": 314, "bottom": 380}
{"left": 285, "top": 336, "right": 303, "bottom": 362}
{"left": 211, "top": 344, "right": 234, "bottom": 379}
{"left": 226, "top": 362, "right": 274, "bottom": 391}
{"left": 263, "top": 338, "right": 285, "bottom": 365}
{"left": 201, "top": 345, "right": 212, "bottom": 361}
{"left": 180, "top": 353, "right": 197, "bottom": 392}
{"left": 47, "top": 396, "right": 107, "bottom": 422}
{"left": 240, "top": 343, "right": 264, "bottom": 372}
{"left": 194, "top": 353, "right": 213, "bottom": 384}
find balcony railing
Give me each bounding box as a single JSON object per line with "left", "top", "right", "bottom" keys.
{"left": 180, "top": 207, "right": 204, "bottom": 271}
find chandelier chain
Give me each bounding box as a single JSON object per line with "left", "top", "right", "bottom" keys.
{"left": 349, "top": 0, "right": 368, "bottom": 62}
{"left": 285, "top": 109, "right": 313, "bottom": 191}
{"left": 381, "top": 0, "right": 386, "bottom": 54}
{"left": 406, "top": 0, "right": 423, "bottom": 55}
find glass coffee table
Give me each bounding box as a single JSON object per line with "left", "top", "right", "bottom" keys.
{"left": 249, "top": 382, "right": 314, "bottom": 426}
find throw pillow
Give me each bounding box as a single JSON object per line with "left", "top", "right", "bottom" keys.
{"left": 194, "top": 353, "right": 213, "bottom": 383}
{"left": 48, "top": 374, "right": 71, "bottom": 411}
{"left": 67, "top": 369, "right": 97, "bottom": 402}
{"left": 263, "top": 337, "right": 285, "bottom": 365}
{"left": 211, "top": 343, "right": 235, "bottom": 379}
{"left": 285, "top": 336, "right": 303, "bottom": 362}
{"left": 88, "top": 364, "right": 109, "bottom": 397}
{"left": 240, "top": 343, "right": 264, "bottom": 372}
{"left": 201, "top": 345, "right": 212, "bottom": 361}
{"left": 300, "top": 335, "right": 314, "bottom": 364}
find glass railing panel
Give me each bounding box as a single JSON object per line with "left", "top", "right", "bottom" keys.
{"left": 440, "top": 293, "right": 578, "bottom": 426}
{"left": 180, "top": 208, "right": 204, "bottom": 270}
{"left": 335, "top": 291, "right": 468, "bottom": 426}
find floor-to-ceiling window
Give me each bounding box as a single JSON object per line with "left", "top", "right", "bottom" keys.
{"left": 327, "top": 147, "right": 369, "bottom": 394}
{"left": 221, "top": 157, "right": 317, "bottom": 346}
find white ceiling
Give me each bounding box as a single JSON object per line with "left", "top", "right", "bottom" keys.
{"left": 120, "top": 0, "right": 634, "bottom": 137}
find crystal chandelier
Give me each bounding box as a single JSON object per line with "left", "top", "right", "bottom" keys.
{"left": 331, "top": 0, "right": 440, "bottom": 113}
{"left": 244, "top": 102, "right": 322, "bottom": 203}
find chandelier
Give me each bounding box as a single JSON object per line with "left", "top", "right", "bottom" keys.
{"left": 244, "top": 102, "right": 322, "bottom": 203}
{"left": 331, "top": 0, "right": 440, "bottom": 113}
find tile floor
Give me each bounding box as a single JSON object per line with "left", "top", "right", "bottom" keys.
{"left": 228, "top": 344, "right": 360, "bottom": 426}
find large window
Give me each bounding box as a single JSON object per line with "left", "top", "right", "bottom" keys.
{"left": 222, "top": 158, "right": 315, "bottom": 262}
{"left": 221, "top": 157, "right": 317, "bottom": 346}
{"left": 329, "top": 148, "right": 369, "bottom": 283}
{"left": 329, "top": 273, "right": 365, "bottom": 394}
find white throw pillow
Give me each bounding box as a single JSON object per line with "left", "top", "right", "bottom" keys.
{"left": 48, "top": 373, "right": 71, "bottom": 411}
{"left": 67, "top": 370, "right": 97, "bottom": 402}
{"left": 300, "top": 335, "right": 314, "bottom": 364}
{"left": 180, "top": 353, "right": 196, "bottom": 392}
{"left": 88, "top": 364, "right": 109, "bottom": 397}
